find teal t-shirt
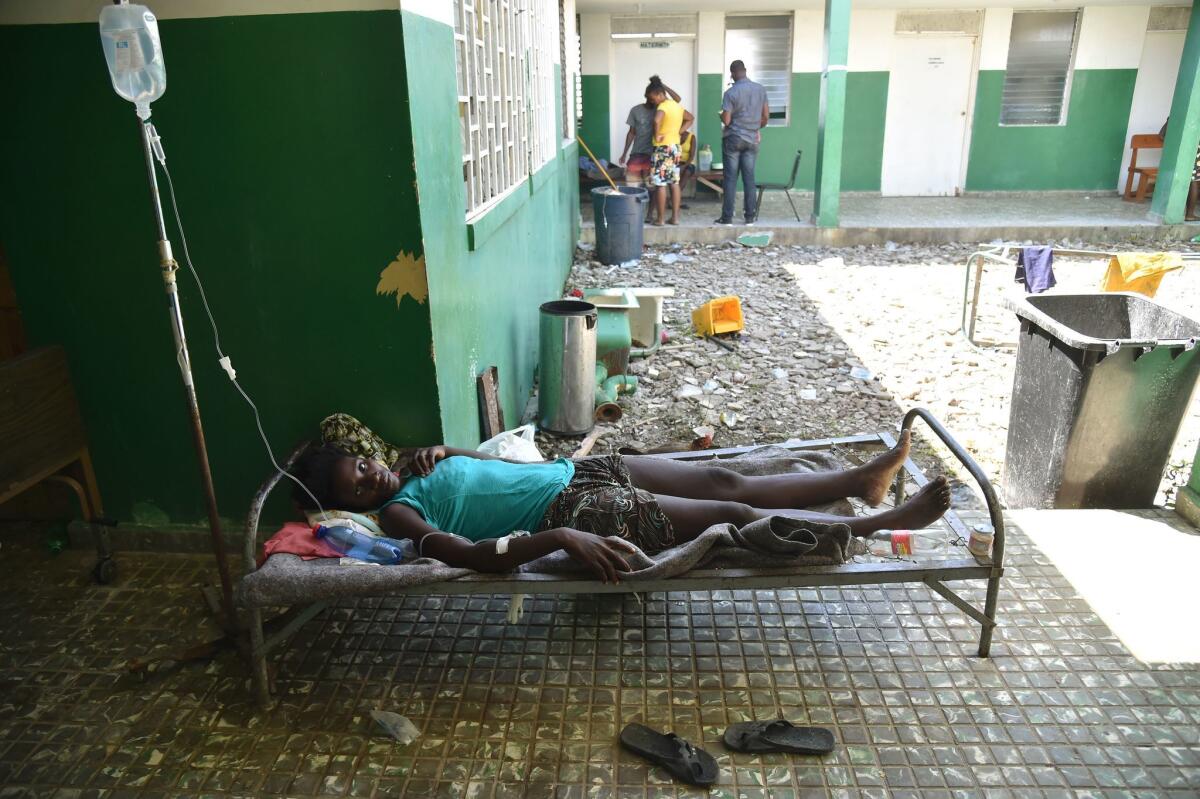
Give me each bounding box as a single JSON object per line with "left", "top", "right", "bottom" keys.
{"left": 381, "top": 456, "right": 575, "bottom": 540}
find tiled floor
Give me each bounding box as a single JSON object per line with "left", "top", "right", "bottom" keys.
{"left": 1, "top": 511, "right": 1198, "bottom": 798}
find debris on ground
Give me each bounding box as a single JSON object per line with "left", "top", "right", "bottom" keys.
{"left": 542, "top": 239, "right": 1200, "bottom": 505}
{"left": 371, "top": 710, "right": 420, "bottom": 744}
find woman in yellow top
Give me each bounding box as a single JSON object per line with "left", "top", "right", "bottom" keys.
{"left": 647, "top": 75, "right": 694, "bottom": 226}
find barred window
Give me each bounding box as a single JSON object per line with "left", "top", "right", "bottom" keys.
{"left": 1000, "top": 10, "right": 1080, "bottom": 126}
{"left": 724, "top": 14, "right": 793, "bottom": 126}
{"left": 454, "top": 0, "right": 559, "bottom": 218}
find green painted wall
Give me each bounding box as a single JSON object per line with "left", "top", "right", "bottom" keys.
{"left": 967, "top": 69, "right": 1138, "bottom": 190}
{"left": 0, "top": 11, "right": 440, "bottom": 526}
{"left": 695, "top": 72, "right": 888, "bottom": 191}
{"left": 579, "top": 75, "right": 610, "bottom": 162}
{"left": 401, "top": 12, "right": 578, "bottom": 448}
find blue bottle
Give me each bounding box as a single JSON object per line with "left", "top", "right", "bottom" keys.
{"left": 313, "top": 524, "right": 413, "bottom": 564}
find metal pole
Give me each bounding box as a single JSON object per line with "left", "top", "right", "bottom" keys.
{"left": 138, "top": 120, "right": 237, "bottom": 632}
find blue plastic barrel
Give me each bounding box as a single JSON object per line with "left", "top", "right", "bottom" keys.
{"left": 591, "top": 186, "right": 648, "bottom": 265}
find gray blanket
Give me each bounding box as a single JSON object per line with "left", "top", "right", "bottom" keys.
{"left": 237, "top": 447, "right": 859, "bottom": 609}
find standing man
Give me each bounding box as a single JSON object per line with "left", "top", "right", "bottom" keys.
{"left": 715, "top": 60, "right": 770, "bottom": 226}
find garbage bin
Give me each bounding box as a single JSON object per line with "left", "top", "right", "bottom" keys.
{"left": 591, "top": 186, "right": 648, "bottom": 266}
{"left": 538, "top": 300, "right": 597, "bottom": 435}
{"left": 1003, "top": 292, "right": 1200, "bottom": 509}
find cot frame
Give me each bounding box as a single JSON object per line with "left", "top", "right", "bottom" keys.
{"left": 240, "top": 408, "right": 1004, "bottom": 709}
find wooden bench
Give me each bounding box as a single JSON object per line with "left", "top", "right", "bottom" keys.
{"left": 0, "top": 346, "right": 115, "bottom": 582}
{"left": 1124, "top": 133, "right": 1164, "bottom": 202}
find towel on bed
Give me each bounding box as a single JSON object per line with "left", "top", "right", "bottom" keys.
{"left": 237, "top": 446, "right": 865, "bottom": 609}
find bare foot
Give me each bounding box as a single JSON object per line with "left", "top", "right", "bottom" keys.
{"left": 864, "top": 476, "right": 951, "bottom": 533}
{"left": 856, "top": 430, "right": 911, "bottom": 507}
{"left": 667, "top": 216, "right": 680, "bottom": 225}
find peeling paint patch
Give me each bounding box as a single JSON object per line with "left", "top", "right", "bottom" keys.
{"left": 377, "top": 250, "right": 428, "bottom": 305}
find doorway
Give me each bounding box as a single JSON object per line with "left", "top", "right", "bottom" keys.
{"left": 881, "top": 35, "right": 976, "bottom": 196}
{"left": 608, "top": 37, "right": 695, "bottom": 164}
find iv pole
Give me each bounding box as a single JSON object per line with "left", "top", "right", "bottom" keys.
{"left": 137, "top": 119, "right": 237, "bottom": 632}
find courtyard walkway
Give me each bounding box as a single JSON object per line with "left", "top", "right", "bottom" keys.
{"left": 579, "top": 192, "right": 1195, "bottom": 246}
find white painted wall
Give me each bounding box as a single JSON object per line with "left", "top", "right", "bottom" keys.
{"left": 849, "top": 10, "right": 897, "bottom": 71}
{"left": 580, "top": 13, "right": 612, "bottom": 74}
{"left": 1076, "top": 6, "right": 1151, "bottom": 69}
{"left": 698, "top": 11, "right": 726, "bottom": 73}
{"left": 399, "top": 0, "right": 449, "bottom": 25}
{"left": 978, "top": 7, "right": 1013, "bottom": 70}
{"left": 1119, "top": 29, "right": 1185, "bottom": 189}
{"left": 792, "top": 9, "right": 825, "bottom": 72}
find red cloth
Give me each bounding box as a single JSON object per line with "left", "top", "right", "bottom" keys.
{"left": 259, "top": 522, "right": 341, "bottom": 566}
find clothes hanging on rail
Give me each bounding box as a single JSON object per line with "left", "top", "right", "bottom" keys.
{"left": 1014, "top": 246, "right": 1056, "bottom": 293}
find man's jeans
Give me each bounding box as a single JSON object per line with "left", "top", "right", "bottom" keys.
{"left": 721, "top": 136, "right": 759, "bottom": 221}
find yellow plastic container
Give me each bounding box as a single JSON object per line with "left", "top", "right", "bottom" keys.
{"left": 692, "top": 296, "right": 744, "bottom": 336}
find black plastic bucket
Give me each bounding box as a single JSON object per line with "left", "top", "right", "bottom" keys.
{"left": 591, "top": 186, "right": 648, "bottom": 265}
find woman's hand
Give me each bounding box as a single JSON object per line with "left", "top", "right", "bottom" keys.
{"left": 410, "top": 446, "right": 447, "bottom": 477}
{"left": 556, "top": 528, "right": 637, "bottom": 583}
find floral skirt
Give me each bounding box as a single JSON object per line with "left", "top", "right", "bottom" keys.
{"left": 538, "top": 455, "right": 676, "bottom": 554}
{"left": 650, "top": 144, "right": 680, "bottom": 186}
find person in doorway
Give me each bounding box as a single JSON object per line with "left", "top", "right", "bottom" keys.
{"left": 678, "top": 128, "right": 698, "bottom": 208}
{"left": 291, "top": 431, "right": 953, "bottom": 582}
{"left": 715, "top": 60, "right": 770, "bottom": 226}
{"left": 620, "top": 79, "right": 684, "bottom": 201}
{"left": 647, "top": 75, "right": 694, "bottom": 226}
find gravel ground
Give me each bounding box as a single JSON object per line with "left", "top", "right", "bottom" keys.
{"left": 535, "top": 239, "right": 1200, "bottom": 510}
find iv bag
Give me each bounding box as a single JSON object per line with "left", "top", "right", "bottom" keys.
{"left": 99, "top": 3, "right": 166, "bottom": 120}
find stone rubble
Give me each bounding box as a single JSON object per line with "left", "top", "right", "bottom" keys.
{"left": 535, "top": 239, "right": 1200, "bottom": 507}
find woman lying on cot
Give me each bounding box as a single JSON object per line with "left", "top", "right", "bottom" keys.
{"left": 291, "top": 434, "right": 950, "bottom": 583}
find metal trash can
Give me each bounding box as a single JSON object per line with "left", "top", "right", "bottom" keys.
{"left": 1003, "top": 292, "right": 1200, "bottom": 509}
{"left": 591, "top": 186, "right": 648, "bottom": 266}
{"left": 538, "top": 300, "right": 597, "bottom": 435}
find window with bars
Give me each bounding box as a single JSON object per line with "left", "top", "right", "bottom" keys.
{"left": 724, "top": 14, "right": 793, "bottom": 126}
{"left": 454, "top": 0, "right": 559, "bottom": 218}
{"left": 1000, "top": 10, "right": 1080, "bottom": 126}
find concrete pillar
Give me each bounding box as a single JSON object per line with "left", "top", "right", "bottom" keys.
{"left": 812, "top": 0, "right": 851, "bottom": 228}
{"left": 1151, "top": 6, "right": 1200, "bottom": 223}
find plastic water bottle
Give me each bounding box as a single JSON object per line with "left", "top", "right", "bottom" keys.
{"left": 99, "top": 2, "right": 167, "bottom": 120}
{"left": 698, "top": 144, "right": 713, "bottom": 171}
{"left": 313, "top": 524, "right": 413, "bottom": 564}
{"left": 865, "top": 529, "right": 942, "bottom": 557}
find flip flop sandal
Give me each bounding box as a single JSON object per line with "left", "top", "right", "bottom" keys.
{"left": 619, "top": 723, "right": 720, "bottom": 786}
{"left": 723, "top": 720, "right": 835, "bottom": 755}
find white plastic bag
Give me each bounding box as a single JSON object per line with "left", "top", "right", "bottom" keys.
{"left": 477, "top": 424, "right": 545, "bottom": 462}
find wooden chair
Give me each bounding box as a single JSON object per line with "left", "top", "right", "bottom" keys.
{"left": 1124, "top": 134, "right": 1164, "bottom": 202}
{"left": 0, "top": 346, "right": 115, "bottom": 582}
{"left": 755, "top": 150, "right": 804, "bottom": 222}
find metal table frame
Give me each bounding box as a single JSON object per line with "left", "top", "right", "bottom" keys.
{"left": 240, "top": 408, "right": 1004, "bottom": 709}
{"left": 960, "top": 245, "right": 1198, "bottom": 348}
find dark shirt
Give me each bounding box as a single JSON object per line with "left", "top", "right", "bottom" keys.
{"left": 721, "top": 78, "right": 768, "bottom": 144}
{"left": 626, "top": 104, "right": 656, "bottom": 156}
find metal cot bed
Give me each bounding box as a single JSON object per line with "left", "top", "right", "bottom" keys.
{"left": 238, "top": 408, "right": 1005, "bottom": 708}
